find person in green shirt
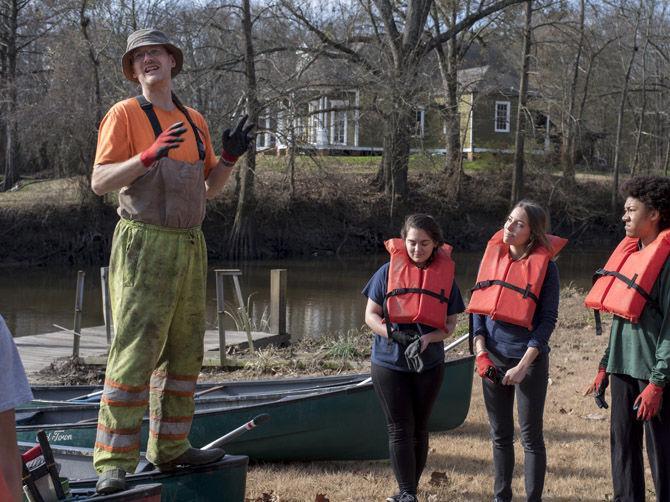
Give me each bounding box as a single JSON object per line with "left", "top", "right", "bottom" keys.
{"left": 585, "top": 175, "right": 670, "bottom": 502}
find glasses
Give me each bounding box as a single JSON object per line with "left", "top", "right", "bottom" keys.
{"left": 132, "top": 47, "right": 166, "bottom": 63}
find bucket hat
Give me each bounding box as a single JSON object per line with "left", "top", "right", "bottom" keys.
{"left": 121, "top": 28, "right": 183, "bottom": 82}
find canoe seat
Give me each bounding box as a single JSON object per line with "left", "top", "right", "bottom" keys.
{"left": 15, "top": 411, "right": 42, "bottom": 425}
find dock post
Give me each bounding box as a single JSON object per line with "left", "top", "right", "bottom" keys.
{"left": 72, "top": 270, "right": 85, "bottom": 358}
{"left": 100, "top": 267, "right": 113, "bottom": 345}
{"left": 270, "top": 269, "right": 287, "bottom": 335}
{"left": 215, "top": 269, "right": 227, "bottom": 366}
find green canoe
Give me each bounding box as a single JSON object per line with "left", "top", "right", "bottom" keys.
{"left": 19, "top": 441, "right": 248, "bottom": 502}
{"left": 17, "top": 354, "right": 474, "bottom": 461}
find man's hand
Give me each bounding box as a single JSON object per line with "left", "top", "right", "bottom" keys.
{"left": 139, "top": 122, "right": 186, "bottom": 167}
{"left": 634, "top": 383, "right": 663, "bottom": 421}
{"left": 221, "top": 115, "right": 255, "bottom": 164}
{"left": 476, "top": 351, "right": 500, "bottom": 384}
{"left": 584, "top": 366, "right": 609, "bottom": 409}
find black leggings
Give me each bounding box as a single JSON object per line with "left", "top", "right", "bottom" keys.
{"left": 371, "top": 363, "right": 445, "bottom": 495}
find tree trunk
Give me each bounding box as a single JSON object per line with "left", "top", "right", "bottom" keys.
{"left": 434, "top": 5, "right": 462, "bottom": 196}
{"left": 631, "top": 2, "right": 652, "bottom": 175}
{"left": 561, "top": 0, "right": 584, "bottom": 181}
{"left": 2, "top": 0, "right": 19, "bottom": 192}
{"left": 511, "top": 0, "right": 532, "bottom": 206}
{"left": 612, "top": 2, "right": 642, "bottom": 214}
{"left": 381, "top": 105, "right": 412, "bottom": 206}
{"left": 229, "top": 0, "right": 259, "bottom": 259}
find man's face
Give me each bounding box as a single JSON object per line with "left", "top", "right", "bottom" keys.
{"left": 622, "top": 196, "right": 659, "bottom": 243}
{"left": 131, "top": 44, "right": 175, "bottom": 85}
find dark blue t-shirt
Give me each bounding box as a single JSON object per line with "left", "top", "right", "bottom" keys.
{"left": 362, "top": 262, "right": 466, "bottom": 372}
{"left": 472, "top": 260, "right": 560, "bottom": 358}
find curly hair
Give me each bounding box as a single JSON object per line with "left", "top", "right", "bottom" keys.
{"left": 620, "top": 176, "right": 670, "bottom": 230}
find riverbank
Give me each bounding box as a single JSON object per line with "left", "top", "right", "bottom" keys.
{"left": 0, "top": 156, "right": 624, "bottom": 266}
{"left": 25, "top": 290, "right": 644, "bottom": 501}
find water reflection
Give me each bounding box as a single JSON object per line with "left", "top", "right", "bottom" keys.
{"left": 0, "top": 249, "right": 611, "bottom": 340}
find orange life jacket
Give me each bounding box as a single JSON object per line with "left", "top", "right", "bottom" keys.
{"left": 466, "top": 230, "right": 567, "bottom": 330}
{"left": 384, "top": 238, "right": 455, "bottom": 330}
{"left": 584, "top": 229, "right": 670, "bottom": 328}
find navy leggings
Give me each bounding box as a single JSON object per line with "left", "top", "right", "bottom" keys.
{"left": 371, "top": 362, "right": 445, "bottom": 495}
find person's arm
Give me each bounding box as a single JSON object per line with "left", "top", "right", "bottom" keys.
{"left": 204, "top": 161, "right": 235, "bottom": 199}
{"left": 204, "top": 115, "right": 255, "bottom": 200}
{"left": 526, "top": 261, "right": 560, "bottom": 353}
{"left": 91, "top": 156, "right": 146, "bottom": 195}
{"left": 91, "top": 121, "right": 187, "bottom": 196}
{"left": 420, "top": 313, "right": 458, "bottom": 352}
{"left": 502, "top": 346, "right": 540, "bottom": 385}
{"left": 364, "top": 298, "right": 388, "bottom": 338}
{"left": 649, "top": 261, "right": 670, "bottom": 387}
{"left": 0, "top": 409, "right": 21, "bottom": 502}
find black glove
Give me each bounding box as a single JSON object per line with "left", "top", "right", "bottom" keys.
{"left": 389, "top": 330, "right": 419, "bottom": 346}
{"left": 221, "top": 115, "right": 255, "bottom": 162}
{"left": 404, "top": 339, "right": 424, "bottom": 373}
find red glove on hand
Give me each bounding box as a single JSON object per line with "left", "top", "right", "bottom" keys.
{"left": 476, "top": 352, "right": 499, "bottom": 383}
{"left": 634, "top": 383, "right": 664, "bottom": 421}
{"left": 139, "top": 121, "right": 187, "bottom": 167}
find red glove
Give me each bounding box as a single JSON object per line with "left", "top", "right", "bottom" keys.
{"left": 586, "top": 366, "right": 609, "bottom": 408}
{"left": 634, "top": 383, "right": 664, "bottom": 421}
{"left": 139, "top": 122, "right": 187, "bottom": 167}
{"left": 476, "top": 352, "right": 499, "bottom": 383}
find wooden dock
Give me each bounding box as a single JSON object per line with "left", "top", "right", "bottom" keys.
{"left": 15, "top": 326, "right": 289, "bottom": 375}
{"left": 15, "top": 267, "right": 291, "bottom": 374}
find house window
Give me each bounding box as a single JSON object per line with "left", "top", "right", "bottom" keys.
{"left": 256, "top": 116, "right": 273, "bottom": 149}
{"left": 308, "top": 100, "right": 324, "bottom": 144}
{"left": 414, "top": 109, "right": 425, "bottom": 137}
{"left": 494, "top": 101, "right": 511, "bottom": 132}
{"left": 330, "top": 100, "right": 347, "bottom": 145}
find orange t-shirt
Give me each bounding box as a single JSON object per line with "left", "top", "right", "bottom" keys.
{"left": 94, "top": 97, "right": 218, "bottom": 178}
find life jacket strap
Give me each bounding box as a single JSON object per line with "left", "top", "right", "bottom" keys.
{"left": 386, "top": 288, "right": 449, "bottom": 304}
{"left": 593, "top": 268, "right": 654, "bottom": 303}
{"left": 382, "top": 288, "right": 449, "bottom": 338}
{"left": 589, "top": 268, "right": 661, "bottom": 335}
{"left": 135, "top": 95, "right": 206, "bottom": 161}
{"left": 471, "top": 279, "right": 539, "bottom": 303}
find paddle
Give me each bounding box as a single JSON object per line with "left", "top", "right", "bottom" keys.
{"left": 136, "top": 414, "right": 271, "bottom": 473}
{"left": 202, "top": 413, "right": 271, "bottom": 450}
{"left": 355, "top": 332, "right": 471, "bottom": 387}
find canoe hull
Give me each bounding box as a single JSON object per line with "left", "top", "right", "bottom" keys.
{"left": 17, "top": 356, "right": 474, "bottom": 461}
{"left": 69, "top": 456, "right": 248, "bottom": 502}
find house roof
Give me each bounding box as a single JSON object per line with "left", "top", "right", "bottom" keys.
{"left": 457, "top": 65, "right": 521, "bottom": 96}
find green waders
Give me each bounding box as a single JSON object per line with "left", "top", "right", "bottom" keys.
{"left": 93, "top": 218, "right": 207, "bottom": 473}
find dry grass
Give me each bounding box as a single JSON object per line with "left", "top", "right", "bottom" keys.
{"left": 243, "top": 292, "right": 656, "bottom": 502}
{"left": 0, "top": 177, "right": 86, "bottom": 208}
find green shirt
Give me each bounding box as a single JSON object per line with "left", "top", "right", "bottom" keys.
{"left": 600, "top": 257, "right": 670, "bottom": 386}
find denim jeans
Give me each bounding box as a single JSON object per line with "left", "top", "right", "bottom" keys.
{"left": 482, "top": 351, "right": 549, "bottom": 502}
{"left": 610, "top": 373, "right": 670, "bottom": 502}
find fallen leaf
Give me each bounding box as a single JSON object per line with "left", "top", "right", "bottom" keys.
{"left": 315, "top": 494, "right": 330, "bottom": 502}
{"left": 429, "top": 471, "right": 449, "bottom": 486}
{"left": 583, "top": 413, "right": 607, "bottom": 420}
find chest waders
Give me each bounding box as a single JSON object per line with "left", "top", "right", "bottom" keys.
{"left": 94, "top": 95, "right": 209, "bottom": 474}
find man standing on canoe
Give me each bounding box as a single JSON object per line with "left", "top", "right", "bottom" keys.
{"left": 90, "top": 28, "right": 254, "bottom": 494}
{"left": 584, "top": 176, "right": 670, "bottom": 502}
